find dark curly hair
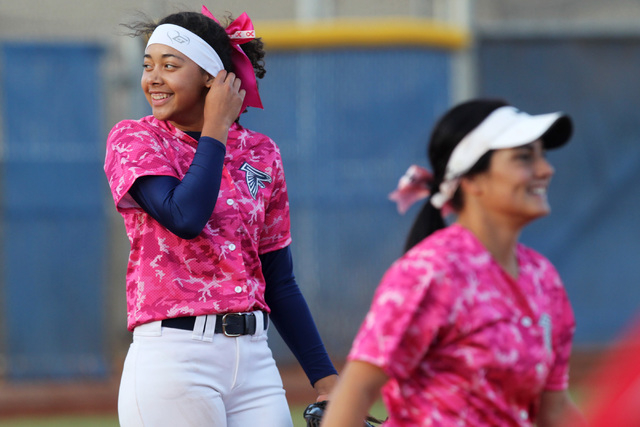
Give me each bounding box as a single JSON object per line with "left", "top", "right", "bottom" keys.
{"left": 123, "top": 11, "right": 266, "bottom": 80}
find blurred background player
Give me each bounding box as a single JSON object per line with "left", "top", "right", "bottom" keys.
{"left": 578, "top": 316, "right": 640, "bottom": 426}
{"left": 104, "top": 6, "right": 337, "bottom": 426}
{"left": 321, "top": 99, "right": 585, "bottom": 426}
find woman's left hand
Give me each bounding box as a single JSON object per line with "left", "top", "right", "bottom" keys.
{"left": 314, "top": 374, "right": 339, "bottom": 402}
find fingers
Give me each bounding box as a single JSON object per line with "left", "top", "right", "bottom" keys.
{"left": 210, "top": 70, "right": 245, "bottom": 103}
{"left": 202, "top": 70, "right": 246, "bottom": 134}
{"left": 213, "top": 70, "right": 241, "bottom": 90}
{"left": 213, "top": 69, "right": 227, "bottom": 83}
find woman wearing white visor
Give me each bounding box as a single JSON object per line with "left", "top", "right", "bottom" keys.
{"left": 322, "top": 99, "right": 585, "bottom": 426}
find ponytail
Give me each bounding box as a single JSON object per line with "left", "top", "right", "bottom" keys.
{"left": 401, "top": 98, "right": 508, "bottom": 253}
{"left": 403, "top": 200, "right": 445, "bottom": 253}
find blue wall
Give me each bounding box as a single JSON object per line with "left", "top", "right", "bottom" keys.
{"left": 478, "top": 35, "right": 640, "bottom": 345}
{"left": 1, "top": 44, "right": 108, "bottom": 379}
{"left": 243, "top": 48, "right": 453, "bottom": 359}
{"left": 243, "top": 37, "right": 640, "bottom": 360}
{"left": 3, "top": 34, "right": 629, "bottom": 377}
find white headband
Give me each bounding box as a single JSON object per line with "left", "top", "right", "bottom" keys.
{"left": 146, "top": 23, "right": 224, "bottom": 77}
{"left": 430, "top": 106, "right": 570, "bottom": 209}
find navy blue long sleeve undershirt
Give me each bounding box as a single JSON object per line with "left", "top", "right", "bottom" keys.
{"left": 260, "top": 247, "right": 338, "bottom": 385}
{"left": 129, "top": 136, "right": 226, "bottom": 240}
{"left": 128, "top": 132, "right": 337, "bottom": 386}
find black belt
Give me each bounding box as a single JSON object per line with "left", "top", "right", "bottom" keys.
{"left": 162, "top": 313, "right": 267, "bottom": 337}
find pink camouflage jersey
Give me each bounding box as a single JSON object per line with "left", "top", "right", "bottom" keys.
{"left": 349, "top": 224, "right": 576, "bottom": 427}
{"left": 104, "top": 116, "right": 291, "bottom": 331}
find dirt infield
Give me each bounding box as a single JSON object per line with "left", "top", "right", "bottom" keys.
{"left": 0, "top": 362, "right": 328, "bottom": 418}
{"left": 0, "top": 350, "right": 604, "bottom": 418}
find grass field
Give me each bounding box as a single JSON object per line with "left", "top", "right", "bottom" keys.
{"left": 0, "top": 417, "right": 117, "bottom": 427}
{"left": 0, "top": 402, "right": 388, "bottom": 427}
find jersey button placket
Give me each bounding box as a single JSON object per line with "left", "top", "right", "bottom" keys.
{"left": 224, "top": 192, "right": 248, "bottom": 294}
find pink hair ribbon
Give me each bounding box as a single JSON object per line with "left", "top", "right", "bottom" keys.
{"left": 388, "top": 165, "right": 434, "bottom": 214}
{"left": 202, "top": 5, "right": 264, "bottom": 113}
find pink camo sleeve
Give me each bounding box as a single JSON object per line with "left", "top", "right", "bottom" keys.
{"left": 348, "top": 255, "right": 454, "bottom": 380}
{"left": 545, "top": 270, "right": 576, "bottom": 391}
{"left": 258, "top": 141, "right": 292, "bottom": 254}
{"left": 104, "top": 120, "right": 180, "bottom": 211}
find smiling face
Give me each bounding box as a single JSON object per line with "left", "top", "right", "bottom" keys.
{"left": 465, "top": 140, "right": 555, "bottom": 227}
{"left": 141, "top": 43, "right": 211, "bottom": 131}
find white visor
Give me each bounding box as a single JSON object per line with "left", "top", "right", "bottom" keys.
{"left": 430, "top": 105, "right": 572, "bottom": 209}
{"left": 146, "top": 23, "right": 224, "bottom": 78}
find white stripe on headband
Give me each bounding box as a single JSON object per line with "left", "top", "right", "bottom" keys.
{"left": 430, "top": 106, "right": 565, "bottom": 209}
{"left": 146, "top": 23, "right": 224, "bottom": 77}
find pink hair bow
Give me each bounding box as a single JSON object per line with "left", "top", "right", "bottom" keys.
{"left": 388, "top": 165, "right": 433, "bottom": 214}
{"left": 202, "top": 5, "right": 264, "bottom": 114}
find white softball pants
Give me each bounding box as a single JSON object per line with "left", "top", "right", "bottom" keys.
{"left": 118, "top": 312, "right": 294, "bottom": 427}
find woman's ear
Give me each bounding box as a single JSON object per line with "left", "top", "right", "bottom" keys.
{"left": 459, "top": 175, "right": 483, "bottom": 198}
{"left": 204, "top": 73, "right": 214, "bottom": 88}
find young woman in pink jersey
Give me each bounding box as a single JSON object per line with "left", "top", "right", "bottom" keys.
{"left": 104, "top": 6, "right": 337, "bottom": 426}
{"left": 321, "top": 99, "right": 585, "bottom": 426}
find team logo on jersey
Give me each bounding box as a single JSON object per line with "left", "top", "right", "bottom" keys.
{"left": 240, "top": 162, "right": 272, "bottom": 199}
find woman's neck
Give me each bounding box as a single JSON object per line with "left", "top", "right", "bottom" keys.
{"left": 170, "top": 120, "right": 203, "bottom": 133}
{"left": 456, "top": 212, "right": 521, "bottom": 279}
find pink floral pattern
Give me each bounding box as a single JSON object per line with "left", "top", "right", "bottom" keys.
{"left": 349, "top": 224, "right": 575, "bottom": 426}
{"left": 104, "top": 116, "right": 291, "bottom": 330}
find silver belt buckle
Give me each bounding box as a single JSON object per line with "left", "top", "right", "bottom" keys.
{"left": 221, "top": 313, "right": 242, "bottom": 337}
